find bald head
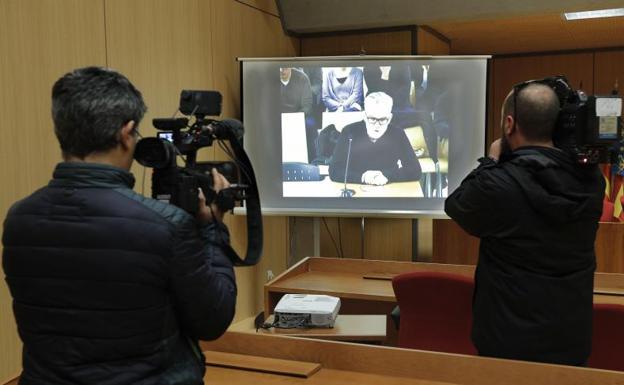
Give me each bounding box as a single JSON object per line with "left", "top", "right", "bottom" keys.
{"left": 503, "top": 83, "right": 560, "bottom": 142}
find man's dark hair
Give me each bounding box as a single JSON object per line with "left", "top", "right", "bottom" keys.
{"left": 52, "top": 67, "right": 147, "bottom": 158}
{"left": 503, "top": 83, "right": 560, "bottom": 141}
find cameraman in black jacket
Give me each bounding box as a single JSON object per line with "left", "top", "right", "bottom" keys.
{"left": 2, "top": 67, "right": 236, "bottom": 384}
{"left": 445, "top": 83, "right": 604, "bottom": 365}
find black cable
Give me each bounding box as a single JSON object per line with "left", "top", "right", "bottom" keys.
{"left": 217, "top": 140, "right": 253, "bottom": 183}
{"left": 337, "top": 218, "right": 345, "bottom": 259}
{"left": 322, "top": 217, "right": 341, "bottom": 259}
{"left": 289, "top": 217, "right": 297, "bottom": 267}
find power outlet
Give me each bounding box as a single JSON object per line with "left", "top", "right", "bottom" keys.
{"left": 266, "top": 270, "right": 275, "bottom": 282}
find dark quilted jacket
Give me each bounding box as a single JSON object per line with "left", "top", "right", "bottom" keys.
{"left": 2, "top": 162, "right": 237, "bottom": 385}
{"left": 445, "top": 147, "right": 604, "bottom": 365}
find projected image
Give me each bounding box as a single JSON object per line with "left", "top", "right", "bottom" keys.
{"left": 280, "top": 63, "right": 450, "bottom": 198}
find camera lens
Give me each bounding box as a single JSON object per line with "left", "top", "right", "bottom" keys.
{"left": 134, "top": 138, "right": 174, "bottom": 169}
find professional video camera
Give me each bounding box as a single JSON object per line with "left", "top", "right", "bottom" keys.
{"left": 513, "top": 76, "right": 623, "bottom": 164}
{"left": 134, "top": 90, "right": 262, "bottom": 266}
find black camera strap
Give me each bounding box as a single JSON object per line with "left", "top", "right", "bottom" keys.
{"left": 216, "top": 121, "right": 263, "bottom": 267}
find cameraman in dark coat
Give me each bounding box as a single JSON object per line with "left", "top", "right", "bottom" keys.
{"left": 445, "top": 83, "right": 604, "bottom": 365}
{"left": 2, "top": 67, "right": 236, "bottom": 384}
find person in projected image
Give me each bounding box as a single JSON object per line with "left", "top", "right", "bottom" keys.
{"left": 329, "top": 92, "right": 422, "bottom": 186}
{"left": 322, "top": 67, "right": 364, "bottom": 112}
{"left": 280, "top": 67, "right": 313, "bottom": 114}
{"left": 280, "top": 67, "right": 317, "bottom": 161}
{"left": 363, "top": 62, "right": 412, "bottom": 112}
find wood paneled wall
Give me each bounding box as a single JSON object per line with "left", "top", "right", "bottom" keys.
{"left": 594, "top": 50, "right": 624, "bottom": 94}
{"left": 301, "top": 29, "right": 412, "bottom": 56}
{"left": 417, "top": 27, "right": 451, "bottom": 55}
{"left": 0, "top": 0, "right": 297, "bottom": 381}
{"left": 208, "top": 0, "right": 297, "bottom": 315}
{"left": 487, "top": 52, "right": 595, "bottom": 146}
{"left": 236, "top": 0, "right": 279, "bottom": 16}
{"left": 0, "top": 1, "right": 107, "bottom": 380}
{"left": 432, "top": 48, "right": 624, "bottom": 271}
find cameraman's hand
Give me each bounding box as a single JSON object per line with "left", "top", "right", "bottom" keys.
{"left": 197, "top": 169, "right": 230, "bottom": 225}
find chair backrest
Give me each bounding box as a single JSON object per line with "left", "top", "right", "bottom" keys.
{"left": 392, "top": 271, "right": 476, "bottom": 355}
{"left": 588, "top": 303, "right": 624, "bottom": 371}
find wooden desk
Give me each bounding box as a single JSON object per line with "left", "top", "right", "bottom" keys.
{"left": 264, "top": 257, "right": 624, "bottom": 317}
{"left": 228, "top": 314, "right": 387, "bottom": 343}
{"left": 202, "top": 332, "right": 624, "bottom": 385}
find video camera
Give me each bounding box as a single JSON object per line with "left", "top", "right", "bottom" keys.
{"left": 134, "top": 90, "right": 263, "bottom": 266}
{"left": 514, "top": 76, "right": 623, "bottom": 164}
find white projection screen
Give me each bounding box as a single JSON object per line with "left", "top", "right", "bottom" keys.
{"left": 240, "top": 56, "right": 489, "bottom": 217}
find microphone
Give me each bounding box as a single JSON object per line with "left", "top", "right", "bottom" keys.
{"left": 218, "top": 119, "right": 245, "bottom": 142}
{"left": 202, "top": 119, "right": 244, "bottom": 142}
{"left": 340, "top": 137, "right": 355, "bottom": 198}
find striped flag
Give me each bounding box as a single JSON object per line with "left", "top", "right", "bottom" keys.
{"left": 600, "top": 163, "right": 611, "bottom": 201}
{"left": 614, "top": 183, "right": 624, "bottom": 221}
{"left": 613, "top": 151, "right": 624, "bottom": 222}
{"left": 601, "top": 197, "right": 615, "bottom": 222}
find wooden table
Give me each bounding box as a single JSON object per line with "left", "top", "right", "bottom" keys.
{"left": 283, "top": 178, "right": 423, "bottom": 198}
{"left": 228, "top": 314, "right": 387, "bottom": 343}
{"left": 265, "top": 257, "right": 624, "bottom": 318}
{"left": 201, "top": 331, "right": 624, "bottom": 385}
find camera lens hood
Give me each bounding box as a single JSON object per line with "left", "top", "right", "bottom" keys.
{"left": 134, "top": 137, "right": 175, "bottom": 169}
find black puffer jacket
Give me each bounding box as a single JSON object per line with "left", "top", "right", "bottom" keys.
{"left": 445, "top": 146, "right": 604, "bottom": 365}
{"left": 2, "top": 162, "right": 237, "bottom": 385}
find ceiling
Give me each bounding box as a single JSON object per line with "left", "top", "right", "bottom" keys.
{"left": 277, "top": 0, "right": 624, "bottom": 54}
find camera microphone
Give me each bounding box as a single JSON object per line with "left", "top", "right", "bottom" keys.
{"left": 340, "top": 137, "right": 355, "bottom": 198}
{"left": 201, "top": 119, "right": 244, "bottom": 142}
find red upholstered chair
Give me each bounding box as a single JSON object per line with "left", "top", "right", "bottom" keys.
{"left": 588, "top": 303, "right": 624, "bottom": 371}
{"left": 392, "top": 271, "right": 476, "bottom": 355}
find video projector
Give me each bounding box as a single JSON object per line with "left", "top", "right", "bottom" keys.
{"left": 274, "top": 294, "right": 341, "bottom": 328}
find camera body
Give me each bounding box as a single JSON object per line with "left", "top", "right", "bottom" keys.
{"left": 134, "top": 90, "right": 263, "bottom": 267}
{"left": 151, "top": 130, "right": 240, "bottom": 214}
{"left": 134, "top": 90, "right": 244, "bottom": 214}
{"left": 517, "top": 76, "right": 622, "bottom": 164}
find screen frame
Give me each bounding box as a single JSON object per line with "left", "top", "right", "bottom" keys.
{"left": 237, "top": 55, "right": 491, "bottom": 218}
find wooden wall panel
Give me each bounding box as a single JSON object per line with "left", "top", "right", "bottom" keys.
{"left": 595, "top": 223, "right": 624, "bottom": 273}
{"left": 432, "top": 220, "right": 624, "bottom": 273}
{"left": 211, "top": 0, "right": 298, "bottom": 319}
{"left": 319, "top": 216, "right": 416, "bottom": 261}
{"left": 225, "top": 214, "right": 289, "bottom": 316}
{"left": 211, "top": 0, "right": 298, "bottom": 119}
{"left": 488, "top": 52, "right": 594, "bottom": 147}
{"left": 236, "top": 0, "right": 279, "bottom": 17}
{"left": 319, "top": 218, "right": 363, "bottom": 259}
{"left": 417, "top": 218, "right": 433, "bottom": 262}
{"left": 319, "top": 217, "right": 413, "bottom": 261}
{"left": 433, "top": 52, "right": 623, "bottom": 267}
{"left": 363, "top": 218, "right": 413, "bottom": 261}
{"left": 417, "top": 27, "right": 451, "bottom": 55}
{"left": 301, "top": 30, "right": 412, "bottom": 56}
{"left": 0, "top": 0, "right": 107, "bottom": 381}
{"left": 431, "top": 220, "right": 479, "bottom": 265}
{"left": 594, "top": 50, "right": 624, "bottom": 94}
{"left": 105, "top": 0, "right": 215, "bottom": 168}
{"left": 0, "top": 1, "right": 297, "bottom": 377}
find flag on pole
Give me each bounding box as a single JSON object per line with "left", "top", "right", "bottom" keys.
{"left": 600, "top": 163, "right": 611, "bottom": 201}
{"left": 613, "top": 146, "right": 624, "bottom": 222}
